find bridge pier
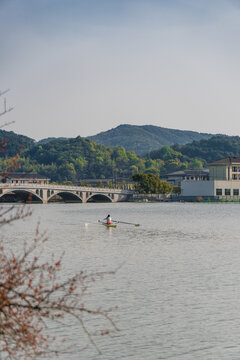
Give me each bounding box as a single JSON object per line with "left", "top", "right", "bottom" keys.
{"left": 42, "top": 189, "right": 48, "bottom": 204}
{"left": 112, "top": 194, "right": 118, "bottom": 202}
{"left": 81, "top": 192, "right": 87, "bottom": 203}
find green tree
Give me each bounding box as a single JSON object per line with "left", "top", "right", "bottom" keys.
{"left": 190, "top": 159, "right": 203, "bottom": 169}
{"left": 158, "top": 181, "right": 172, "bottom": 194}
{"left": 58, "top": 163, "right": 76, "bottom": 182}
{"left": 132, "top": 173, "right": 161, "bottom": 193}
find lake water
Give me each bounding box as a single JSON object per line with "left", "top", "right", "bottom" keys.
{"left": 2, "top": 202, "right": 240, "bottom": 360}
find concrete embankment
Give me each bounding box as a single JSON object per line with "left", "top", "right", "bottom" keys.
{"left": 132, "top": 193, "right": 172, "bottom": 202}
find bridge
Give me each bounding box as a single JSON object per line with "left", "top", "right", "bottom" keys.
{"left": 0, "top": 183, "right": 134, "bottom": 204}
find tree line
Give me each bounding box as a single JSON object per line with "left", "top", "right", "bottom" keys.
{"left": 1, "top": 130, "right": 240, "bottom": 184}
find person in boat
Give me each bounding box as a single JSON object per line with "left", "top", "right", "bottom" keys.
{"left": 104, "top": 214, "right": 112, "bottom": 224}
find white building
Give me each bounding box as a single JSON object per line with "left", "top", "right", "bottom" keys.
{"left": 181, "top": 157, "right": 240, "bottom": 200}
{"left": 166, "top": 169, "right": 209, "bottom": 186}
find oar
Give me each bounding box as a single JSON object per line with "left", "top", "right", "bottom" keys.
{"left": 98, "top": 220, "right": 107, "bottom": 224}
{"left": 84, "top": 220, "right": 104, "bottom": 226}
{"left": 112, "top": 220, "right": 140, "bottom": 227}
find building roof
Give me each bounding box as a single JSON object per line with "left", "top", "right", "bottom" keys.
{"left": 1, "top": 172, "right": 50, "bottom": 180}
{"left": 208, "top": 157, "right": 240, "bottom": 166}
{"left": 166, "top": 169, "right": 209, "bottom": 177}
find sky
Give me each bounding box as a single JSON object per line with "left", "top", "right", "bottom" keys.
{"left": 1, "top": 0, "right": 240, "bottom": 140}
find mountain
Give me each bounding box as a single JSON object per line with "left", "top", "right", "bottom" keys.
{"left": 36, "top": 137, "right": 67, "bottom": 145}
{"left": 88, "top": 124, "right": 213, "bottom": 155}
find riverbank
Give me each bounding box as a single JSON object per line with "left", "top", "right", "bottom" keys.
{"left": 132, "top": 193, "right": 171, "bottom": 202}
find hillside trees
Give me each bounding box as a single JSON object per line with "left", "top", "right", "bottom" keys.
{"left": 0, "top": 130, "right": 34, "bottom": 158}
{"left": 20, "top": 137, "right": 152, "bottom": 182}
{"left": 0, "top": 132, "right": 207, "bottom": 182}
{"left": 147, "top": 145, "right": 206, "bottom": 175}
{"left": 3, "top": 129, "right": 240, "bottom": 184}
{"left": 172, "top": 135, "right": 240, "bottom": 162}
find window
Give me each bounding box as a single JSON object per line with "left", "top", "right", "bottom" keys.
{"left": 234, "top": 189, "right": 239, "bottom": 196}
{"left": 233, "top": 174, "right": 238, "bottom": 180}
{"left": 232, "top": 166, "right": 238, "bottom": 172}
{"left": 225, "top": 189, "right": 231, "bottom": 196}
{"left": 216, "top": 188, "right": 222, "bottom": 195}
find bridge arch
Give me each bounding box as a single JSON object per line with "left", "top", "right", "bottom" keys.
{"left": 48, "top": 191, "right": 82, "bottom": 203}
{"left": 87, "top": 193, "right": 112, "bottom": 203}
{"left": 0, "top": 189, "right": 43, "bottom": 203}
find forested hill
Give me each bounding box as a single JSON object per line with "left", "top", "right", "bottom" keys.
{"left": 146, "top": 135, "right": 240, "bottom": 175}
{"left": 171, "top": 135, "right": 240, "bottom": 163}
{"left": 36, "top": 137, "right": 67, "bottom": 145}
{"left": 2, "top": 129, "right": 240, "bottom": 183}
{"left": 0, "top": 129, "right": 34, "bottom": 157}
{"left": 0, "top": 135, "right": 148, "bottom": 183}
{"left": 88, "top": 124, "right": 213, "bottom": 155}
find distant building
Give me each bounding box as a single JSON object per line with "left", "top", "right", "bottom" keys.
{"left": 181, "top": 157, "right": 240, "bottom": 200}
{"left": 208, "top": 157, "right": 240, "bottom": 180}
{"left": 0, "top": 173, "right": 50, "bottom": 185}
{"left": 166, "top": 169, "right": 209, "bottom": 186}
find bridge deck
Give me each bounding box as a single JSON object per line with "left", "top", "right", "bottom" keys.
{"left": 0, "top": 183, "right": 134, "bottom": 203}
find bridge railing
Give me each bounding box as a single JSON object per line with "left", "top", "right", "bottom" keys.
{"left": 1, "top": 183, "right": 134, "bottom": 194}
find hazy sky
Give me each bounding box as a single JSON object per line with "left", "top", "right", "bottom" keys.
{"left": 1, "top": 0, "right": 240, "bottom": 140}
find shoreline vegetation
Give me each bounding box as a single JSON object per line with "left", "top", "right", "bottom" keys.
{"left": 2, "top": 127, "right": 240, "bottom": 185}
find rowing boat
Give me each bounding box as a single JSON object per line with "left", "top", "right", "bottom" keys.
{"left": 99, "top": 222, "right": 117, "bottom": 228}
{"left": 98, "top": 220, "right": 117, "bottom": 228}
{"left": 103, "top": 223, "right": 117, "bottom": 228}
